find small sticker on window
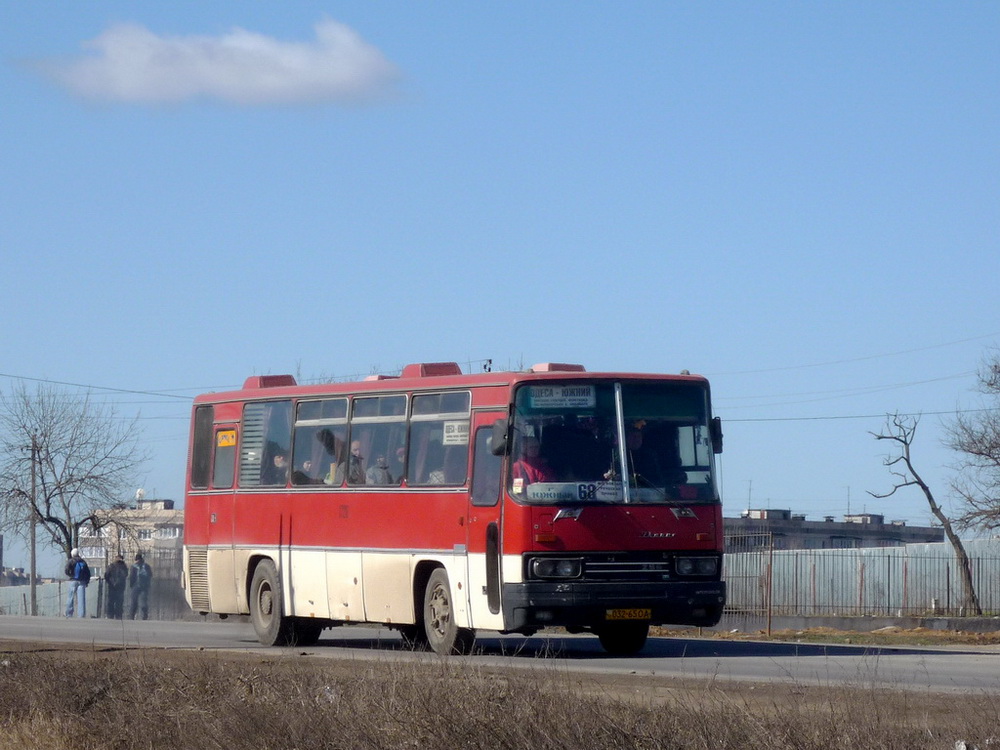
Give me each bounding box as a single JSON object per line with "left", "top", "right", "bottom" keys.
{"left": 217, "top": 430, "right": 236, "bottom": 447}
{"left": 443, "top": 421, "right": 469, "bottom": 445}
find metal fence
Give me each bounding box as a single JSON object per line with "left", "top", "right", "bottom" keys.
{"left": 6, "top": 538, "right": 1000, "bottom": 623}
{"left": 725, "top": 536, "right": 1000, "bottom": 620}
{"left": 0, "top": 568, "right": 190, "bottom": 620}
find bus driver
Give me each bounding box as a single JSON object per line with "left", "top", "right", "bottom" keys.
{"left": 512, "top": 435, "right": 555, "bottom": 485}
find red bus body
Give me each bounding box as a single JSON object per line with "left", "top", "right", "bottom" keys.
{"left": 183, "top": 362, "right": 726, "bottom": 654}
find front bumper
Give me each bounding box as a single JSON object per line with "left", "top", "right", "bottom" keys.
{"left": 501, "top": 580, "right": 726, "bottom": 632}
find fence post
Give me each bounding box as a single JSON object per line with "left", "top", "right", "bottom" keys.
{"left": 858, "top": 560, "right": 865, "bottom": 615}
{"left": 946, "top": 563, "right": 951, "bottom": 615}
{"left": 904, "top": 558, "right": 909, "bottom": 614}
{"left": 810, "top": 559, "right": 816, "bottom": 614}
{"left": 885, "top": 555, "right": 891, "bottom": 616}
{"left": 766, "top": 542, "right": 773, "bottom": 637}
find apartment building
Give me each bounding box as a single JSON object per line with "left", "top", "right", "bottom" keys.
{"left": 77, "top": 494, "right": 187, "bottom": 618}
{"left": 725, "top": 508, "right": 944, "bottom": 551}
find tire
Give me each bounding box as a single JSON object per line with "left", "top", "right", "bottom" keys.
{"left": 249, "top": 560, "right": 292, "bottom": 646}
{"left": 422, "top": 568, "right": 475, "bottom": 655}
{"left": 596, "top": 622, "right": 650, "bottom": 655}
{"left": 289, "top": 618, "right": 324, "bottom": 647}
{"left": 397, "top": 624, "right": 429, "bottom": 651}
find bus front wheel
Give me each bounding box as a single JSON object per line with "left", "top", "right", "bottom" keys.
{"left": 250, "top": 559, "right": 292, "bottom": 646}
{"left": 422, "top": 568, "right": 475, "bottom": 655}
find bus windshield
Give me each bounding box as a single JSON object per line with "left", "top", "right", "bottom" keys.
{"left": 509, "top": 380, "right": 717, "bottom": 505}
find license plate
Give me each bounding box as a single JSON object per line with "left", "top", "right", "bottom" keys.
{"left": 605, "top": 608, "right": 652, "bottom": 621}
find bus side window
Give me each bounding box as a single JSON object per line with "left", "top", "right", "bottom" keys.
{"left": 190, "top": 405, "right": 213, "bottom": 489}
{"left": 442, "top": 445, "right": 468, "bottom": 484}
{"left": 240, "top": 400, "right": 292, "bottom": 488}
{"left": 408, "top": 422, "right": 445, "bottom": 485}
{"left": 213, "top": 429, "right": 237, "bottom": 489}
{"left": 408, "top": 392, "right": 471, "bottom": 486}
{"left": 471, "top": 427, "right": 502, "bottom": 507}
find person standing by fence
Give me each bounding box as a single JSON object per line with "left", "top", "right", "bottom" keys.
{"left": 128, "top": 553, "right": 153, "bottom": 620}
{"left": 64, "top": 548, "right": 91, "bottom": 618}
{"left": 104, "top": 554, "right": 128, "bottom": 619}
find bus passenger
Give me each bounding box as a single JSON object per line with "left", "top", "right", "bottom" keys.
{"left": 292, "top": 459, "right": 316, "bottom": 485}
{"left": 263, "top": 451, "right": 290, "bottom": 485}
{"left": 346, "top": 440, "right": 366, "bottom": 484}
{"left": 512, "top": 436, "right": 555, "bottom": 485}
{"left": 366, "top": 456, "right": 394, "bottom": 484}
{"left": 324, "top": 464, "right": 344, "bottom": 485}
{"left": 427, "top": 445, "right": 469, "bottom": 484}
{"left": 392, "top": 447, "right": 406, "bottom": 481}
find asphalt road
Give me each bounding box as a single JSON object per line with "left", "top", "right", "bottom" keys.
{"left": 2, "top": 615, "right": 997, "bottom": 694}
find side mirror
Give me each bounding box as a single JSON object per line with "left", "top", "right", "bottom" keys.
{"left": 491, "top": 418, "right": 509, "bottom": 456}
{"left": 710, "top": 417, "right": 723, "bottom": 454}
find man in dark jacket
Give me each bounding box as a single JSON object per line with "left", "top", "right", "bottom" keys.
{"left": 104, "top": 554, "right": 129, "bottom": 619}
{"left": 128, "top": 553, "right": 153, "bottom": 620}
{"left": 64, "top": 548, "right": 91, "bottom": 618}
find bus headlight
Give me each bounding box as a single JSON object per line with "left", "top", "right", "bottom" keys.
{"left": 530, "top": 557, "right": 583, "bottom": 580}
{"left": 675, "top": 557, "right": 718, "bottom": 576}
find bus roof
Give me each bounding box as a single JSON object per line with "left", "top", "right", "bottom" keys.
{"left": 193, "top": 362, "right": 710, "bottom": 405}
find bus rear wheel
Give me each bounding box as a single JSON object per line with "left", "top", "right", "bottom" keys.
{"left": 595, "top": 622, "right": 650, "bottom": 655}
{"left": 398, "top": 624, "right": 429, "bottom": 650}
{"left": 250, "top": 559, "right": 292, "bottom": 646}
{"left": 422, "top": 568, "right": 475, "bottom": 655}
{"left": 289, "top": 618, "right": 324, "bottom": 647}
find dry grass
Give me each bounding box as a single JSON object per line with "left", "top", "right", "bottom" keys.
{"left": 657, "top": 624, "right": 1000, "bottom": 648}
{"left": 0, "top": 640, "right": 997, "bottom": 749}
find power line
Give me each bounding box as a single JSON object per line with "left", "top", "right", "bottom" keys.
{"left": 0, "top": 372, "right": 191, "bottom": 400}
{"left": 723, "top": 407, "right": 993, "bottom": 423}
{"left": 0, "top": 358, "right": 499, "bottom": 403}
{"left": 710, "top": 331, "right": 1000, "bottom": 376}
{"left": 715, "top": 371, "right": 975, "bottom": 404}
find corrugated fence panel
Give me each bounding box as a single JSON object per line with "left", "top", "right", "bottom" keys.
{"left": 725, "top": 537, "right": 1000, "bottom": 618}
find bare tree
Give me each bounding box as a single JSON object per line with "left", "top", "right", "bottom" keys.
{"left": 0, "top": 382, "right": 149, "bottom": 561}
{"left": 947, "top": 353, "right": 1000, "bottom": 530}
{"left": 870, "top": 413, "right": 981, "bottom": 615}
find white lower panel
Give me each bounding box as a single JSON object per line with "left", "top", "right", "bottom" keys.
{"left": 217, "top": 546, "right": 485, "bottom": 630}
{"left": 285, "top": 549, "right": 330, "bottom": 619}
{"left": 501, "top": 553, "right": 523, "bottom": 584}
{"left": 325, "top": 551, "right": 364, "bottom": 621}
{"left": 362, "top": 552, "right": 414, "bottom": 624}
{"left": 465, "top": 552, "right": 505, "bottom": 630}
{"left": 207, "top": 548, "right": 239, "bottom": 613}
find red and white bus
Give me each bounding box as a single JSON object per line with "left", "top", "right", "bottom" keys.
{"left": 183, "top": 361, "right": 726, "bottom": 655}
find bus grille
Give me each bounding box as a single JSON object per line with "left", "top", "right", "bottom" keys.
{"left": 187, "top": 549, "right": 211, "bottom": 611}
{"left": 582, "top": 552, "right": 673, "bottom": 582}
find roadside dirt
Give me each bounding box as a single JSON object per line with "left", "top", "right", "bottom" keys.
{"left": 653, "top": 625, "right": 1000, "bottom": 649}
{"left": 0, "top": 629, "right": 990, "bottom": 718}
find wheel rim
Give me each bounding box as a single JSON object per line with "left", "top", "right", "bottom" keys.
{"left": 427, "top": 582, "right": 450, "bottom": 636}
{"left": 258, "top": 582, "right": 274, "bottom": 625}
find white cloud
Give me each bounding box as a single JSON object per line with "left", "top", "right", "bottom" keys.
{"left": 40, "top": 19, "right": 399, "bottom": 105}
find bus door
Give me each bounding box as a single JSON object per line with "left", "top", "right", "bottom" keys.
{"left": 206, "top": 424, "right": 240, "bottom": 612}
{"left": 465, "top": 411, "right": 506, "bottom": 630}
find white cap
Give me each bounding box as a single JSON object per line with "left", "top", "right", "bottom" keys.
{"left": 71, "top": 548, "right": 79, "bottom": 557}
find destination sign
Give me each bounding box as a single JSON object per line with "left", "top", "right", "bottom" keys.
{"left": 527, "top": 385, "right": 596, "bottom": 409}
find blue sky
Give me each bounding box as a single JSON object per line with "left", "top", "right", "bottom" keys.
{"left": 2, "top": 3, "right": 998, "bottom": 572}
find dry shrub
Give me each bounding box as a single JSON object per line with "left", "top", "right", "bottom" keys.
{"left": 0, "top": 648, "right": 996, "bottom": 750}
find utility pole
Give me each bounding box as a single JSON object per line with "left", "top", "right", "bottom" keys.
{"left": 29, "top": 435, "right": 37, "bottom": 616}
